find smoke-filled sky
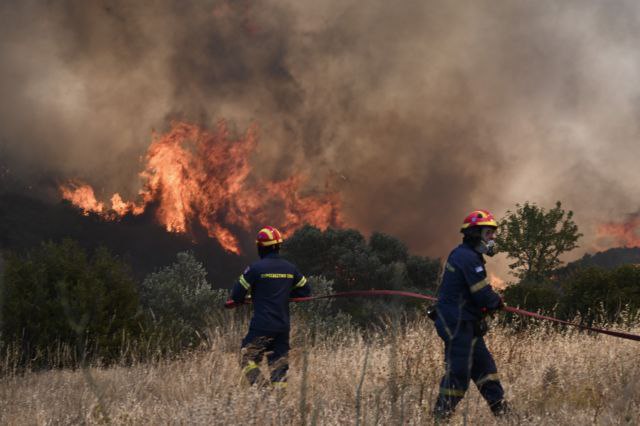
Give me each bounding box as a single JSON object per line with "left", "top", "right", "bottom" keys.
{"left": 2, "top": 0, "right": 640, "bottom": 278}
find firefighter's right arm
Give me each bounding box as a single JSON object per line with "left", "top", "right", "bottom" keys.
{"left": 230, "top": 267, "right": 255, "bottom": 303}
{"left": 290, "top": 269, "right": 311, "bottom": 298}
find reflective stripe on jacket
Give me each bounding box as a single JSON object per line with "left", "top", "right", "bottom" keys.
{"left": 436, "top": 243, "right": 501, "bottom": 322}
{"left": 231, "top": 252, "right": 310, "bottom": 332}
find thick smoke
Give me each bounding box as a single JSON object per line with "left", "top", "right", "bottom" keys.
{"left": 2, "top": 0, "right": 640, "bottom": 264}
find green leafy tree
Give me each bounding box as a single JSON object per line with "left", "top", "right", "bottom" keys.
{"left": 282, "top": 226, "right": 441, "bottom": 325}
{"left": 282, "top": 225, "right": 440, "bottom": 293}
{"left": 496, "top": 201, "right": 582, "bottom": 282}
{"left": 369, "top": 232, "right": 408, "bottom": 264}
{"left": 406, "top": 255, "right": 441, "bottom": 290}
{"left": 0, "top": 239, "right": 140, "bottom": 367}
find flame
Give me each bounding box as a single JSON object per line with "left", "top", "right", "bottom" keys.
{"left": 596, "top": 213, "right": 640, "bottom": 248}
{"left": 110, "top": 193, "right": 145, "bottom": 216}
{"left": 489, "top": 272, "right": 506, "bottom": 290}
{"left": 60, "top": 182, "right": 105, "bottom": 215}
{"left": 60, "top": 120, "right": 342, "bottom": 254}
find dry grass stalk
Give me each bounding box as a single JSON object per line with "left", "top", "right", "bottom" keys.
{"left": 0, "top": 316, "right": 639, "bottom": 425}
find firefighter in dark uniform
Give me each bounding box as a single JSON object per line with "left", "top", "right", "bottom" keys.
{"left": 230, "top": 226, "right": 311, "bottom": 388}
{"left": 432, "top": 210, "right": 509, "bottom": 420}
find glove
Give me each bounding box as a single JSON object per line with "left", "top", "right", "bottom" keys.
{"left": 481, "top": 298, "right": 505, "bottom": 315}
{"left": 225, "top": 295, "right": 252, "bottom": 309}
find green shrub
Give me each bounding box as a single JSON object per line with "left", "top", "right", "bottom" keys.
{"left": 560, "top": 265, "right": 640, "bottom": 324}
{"left": 281, "top": 226, "right": 440, "bottom": 326}
{"left": 282, "top": 226, "right": 440, "bottom": 293}
{"left": 140, "top": 252, "right": 226, "bottom": 348}
{"left": 282, "top": 226, "right": 440, "bottom": 326}
{"left": 502, "top": 280, "right": 562, "bottom": 314}
{"left": 291, "top": 276, "right": 352, "bottom": 335}
{"left": 0, "top": 239, "right": 140, "bottom": 367}
{"left": 406, "top": 254, "right": 440, "bottom": 292}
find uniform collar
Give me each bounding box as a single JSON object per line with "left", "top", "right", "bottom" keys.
{"left": 262, "top": 252, "right": 280, "bottom": 259}
{"left": 461, "top": 242, "right": 486, "bottom": 263}
{"left": 461, "top": 242, "right": 476, "bottom": 251}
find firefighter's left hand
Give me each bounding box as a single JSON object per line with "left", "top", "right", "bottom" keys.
{"left": 481, "top": 299, "right": 504, "bottom": 315}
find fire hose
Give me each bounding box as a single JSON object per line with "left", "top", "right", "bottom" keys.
{"left": 225, "top": 289, "right": 640, "bottom": 342}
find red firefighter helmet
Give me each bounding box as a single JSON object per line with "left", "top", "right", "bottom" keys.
{"left": 460, "top": 210, "right": 498, "bottom": 231}
{"left": 256, "top": 226, "right": 284, "bottom": 247}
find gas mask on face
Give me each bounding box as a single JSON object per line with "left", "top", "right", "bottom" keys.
{"left": 476, "top": 239, "right": 496, "bottom": 257}
{"left": 476, "top": 227, "right": 497, "bottom": 256}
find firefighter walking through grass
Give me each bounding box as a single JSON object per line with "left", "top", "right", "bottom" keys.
{"left": 431, "top": 210, "right": 509, "bottom": 419}
{"left": 230, "top": 226, "right": 311, "bottom": 388}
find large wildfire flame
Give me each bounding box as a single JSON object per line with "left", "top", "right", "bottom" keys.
{"left": 60, "top": 121, "right": 342, "bottom": 254}
{"left": 597, "top": 213, "right": 640, "bottom": 248}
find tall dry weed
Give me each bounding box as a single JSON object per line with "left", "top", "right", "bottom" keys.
{"left": 0, "top": 313, "right": 638, "bottom": 425}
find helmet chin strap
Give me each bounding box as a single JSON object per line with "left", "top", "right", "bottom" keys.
{"left": 476, "top": 240, "right": 496, "bottom": 257}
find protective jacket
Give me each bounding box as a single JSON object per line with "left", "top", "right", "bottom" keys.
{"left": 436, "top": 242, "right": 502, "bottom": 322}
{"left": 231, "top": 252, "right": 310, "bottom": 332}
{"left": 433, "top": 242, "right": 506, "bottom": 418}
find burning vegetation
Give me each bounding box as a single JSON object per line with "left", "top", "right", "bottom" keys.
{"left": 60, "top": 121, "right": 342, "bottom": 254}
{"left": 597, "top": 213, "right": 640, "bottom": 249}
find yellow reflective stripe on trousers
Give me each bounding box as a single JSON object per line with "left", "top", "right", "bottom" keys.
{"left": 271, "top": 382, "right": 287, "bottom": 388}
{"left": 239, "top": 275, "right": 251, "bottom": 290}
{"left": 242, "top": 361, "right": 259, "bottom": 375}
{"left": 440, "top": 387, "right": 465, "bottom": 397}
{"left": 476, "top": 373, "right": 500, "bottom": 386}
{"left": 293, "top": 276, "right": 307, "bottom": 288}
{"left": 470, "top": 278, "right": 489, "bottom": 293}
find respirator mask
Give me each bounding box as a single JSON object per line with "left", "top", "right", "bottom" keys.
{"left": 476, "top": 239, "right": 496, "bottom": 257}
{"left": 476, "top": 227, "right": 497, "bottom": 257}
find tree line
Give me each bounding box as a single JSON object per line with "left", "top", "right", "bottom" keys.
{"left": 0, "top": 240, "right": 228, "bottom": 369}
{"left": 1, "top": 200, "right": 639, "bottom": 369}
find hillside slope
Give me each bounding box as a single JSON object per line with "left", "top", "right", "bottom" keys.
{"left": 0, "top": 192, "right": 246, "bottom": 286}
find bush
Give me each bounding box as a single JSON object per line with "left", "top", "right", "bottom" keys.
{"left": 140, "top": 252, "right": 226, "bottom": 349}
{"left": 283, "top": 225, "right": 440, "bottom": 326}
{"left": 502, "top": 280, "right": 562, "bottom": 314}
{"left": 501, "top": 264, "right": 640, "bottom": 327}
{"left": 0, "top": 239, "right": 140, "bottom": 367}
{"left": 282, "top": 225, "right": 440, "bottom": 293}
{"left": 560, "top": 265, "right": 640, "bottom": 325}
{"left": 406, "top": 255, "right": 441, "bottom": 291}
{"left": 282, "top": 226, "right": 441, "bottom": 326}
{"left": 291, "top": 276, "right": 353, "bottom": 336}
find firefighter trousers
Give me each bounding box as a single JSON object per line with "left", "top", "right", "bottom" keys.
{"left": 433, "top": 318, "right": 505, "bottom": 418}
{"left": 240, "top": 328, "right": 289, "bottom": 387}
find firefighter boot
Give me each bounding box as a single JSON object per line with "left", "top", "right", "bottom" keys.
{"left": 242, "top": 360, "right": 269, "bottom": 388}
{"left": 433, "top": 394, "right": 460, "bottom": 423}
{"left": 489, "top": 399, "right": 510, "bottom": 417}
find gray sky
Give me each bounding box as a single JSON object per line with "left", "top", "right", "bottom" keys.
{"left": 2, "top": 0, "right": 640, "bottom": 279}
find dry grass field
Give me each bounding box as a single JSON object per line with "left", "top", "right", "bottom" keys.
{"left": 1, "top": 314, "right": 639, "bottom": 425}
